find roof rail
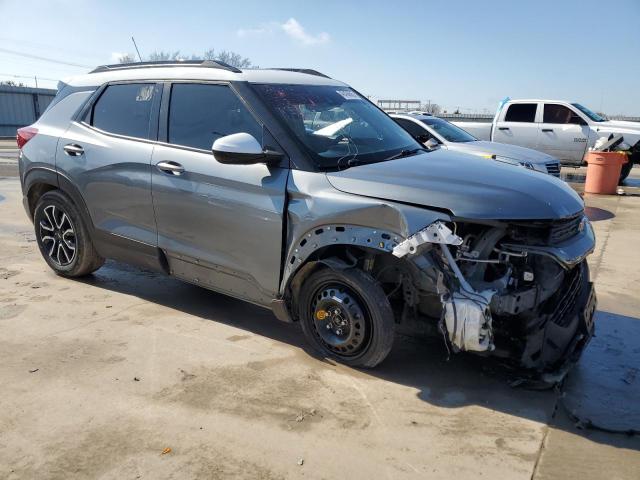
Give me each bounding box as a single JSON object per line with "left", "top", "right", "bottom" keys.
{"left": 89, "top": 59, "right": 242, "bottom": 74}
{"left": 270, "top": 68, "right": 331, "bottom": 79}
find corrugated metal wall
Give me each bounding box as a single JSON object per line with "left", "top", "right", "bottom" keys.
{"left": 0, "top": 85, "right": 56, "bottom": 137}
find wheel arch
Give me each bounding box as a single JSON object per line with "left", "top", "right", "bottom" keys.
{"left": 25, "top": 168, "right": 96, "bottom": 237}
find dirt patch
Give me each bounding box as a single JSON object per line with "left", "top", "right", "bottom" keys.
{"left": 154, "top": 358, "right": 371, "bottom": 431}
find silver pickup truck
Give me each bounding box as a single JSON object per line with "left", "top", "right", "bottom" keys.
{"left": 452, "top": 99, "right": 640, "bottom": 182}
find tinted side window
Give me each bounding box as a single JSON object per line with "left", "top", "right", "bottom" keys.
{"left": 168, "top": 84, "right": 262, "bottom": 150}
{"left": 504, "top": 103, "right": 537, "bottom": 122}
{"left": 92, "top": 83, "right": 155, "bottom": 139}
{"left": 395, "top": 118, "right": 430, "bottom": 140}
{"left": 544, "top": 104, "right": 582, "bottom": 125}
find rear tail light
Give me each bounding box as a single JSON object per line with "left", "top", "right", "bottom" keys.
{"left": 16, "top": 126, "right": 38, "bottom": 149}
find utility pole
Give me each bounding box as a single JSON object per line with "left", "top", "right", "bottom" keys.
{"left": 34, "top": 76, "right": 38, "bottom": 89}
{"left": 131, "top": 36, "right": 143, "bottom": 62}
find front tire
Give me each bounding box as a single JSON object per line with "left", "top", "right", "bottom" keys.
{"left": 297, "top": 267, "right": 395, "bottom": 368}
{"left": 34, "top": 190, "right": 104, "bottom": 277}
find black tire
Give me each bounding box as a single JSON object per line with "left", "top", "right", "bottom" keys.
{"left": 34, "top": 190, "right": 104, "bottom": 277}
{"left": 619, "top": 157, "right": 633, "bottom": 185}
{"left": 297, "top": 267, "right": 395, "bottom": 368}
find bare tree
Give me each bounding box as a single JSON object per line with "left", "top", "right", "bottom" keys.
{"left": 115, "top": 48, "right": 253, "bottom": 68}
{"left": 117, "top": 53, "right": 136, "bottom": 64}
{"left": 0, "top": 80, "right": 26, "bottom": 87}
{"left": 147, "top": 50, "right": 182, "bottom": 61}
{"left": 424, "top": 103, "right": 441, "bottom": 115}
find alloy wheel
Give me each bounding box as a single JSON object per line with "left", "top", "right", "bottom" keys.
{"left": 39, "top": 205, "right": 77, "bottom": 267}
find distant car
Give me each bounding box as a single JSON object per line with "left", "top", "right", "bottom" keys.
{"left": 450, "top": 99, "right": 640, "bottom": 183}
{"left": 391, "top": 113, "right": 561, "bottom": 177}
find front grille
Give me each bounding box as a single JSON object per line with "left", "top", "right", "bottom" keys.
{"left": 550, "top": 265, "right": 583, "bottom": 327}
{"left": 507, "top": 212, "right": 584, "bottom": 246}
{"left": 545, "top": 162, "right": 561, "bottom": 177}
{"left": 549, "top": 214, "right": 583, "bottom": 244}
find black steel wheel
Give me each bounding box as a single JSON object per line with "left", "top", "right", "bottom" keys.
{"left": 298, "top": 267, "right": 395, "bottom": 368}
{"left": 34, "top": 190, "right": 104, "bottom": 277}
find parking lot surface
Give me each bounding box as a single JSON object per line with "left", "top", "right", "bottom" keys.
{"left": 0, "top": 148, "right": 638, "bottom": 479}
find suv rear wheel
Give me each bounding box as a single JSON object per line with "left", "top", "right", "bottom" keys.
{"left": 297, "top": 267, "right": 395, "bottom": 368}
{"left": 34, "top": 190, "right": 104, "bottom": 277}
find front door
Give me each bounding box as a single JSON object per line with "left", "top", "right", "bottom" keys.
{"left": 493, "top": 102, "right": 539, "bottom": 149}
{"left": 151, "top": 82, "right": 288, "bottom": 305}
{"left": 537, "top": 103, "right": 589, "bottom": 164}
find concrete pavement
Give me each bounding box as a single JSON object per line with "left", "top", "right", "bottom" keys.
{"left": 0, "top": 157, "right": 638, "bottom": 479}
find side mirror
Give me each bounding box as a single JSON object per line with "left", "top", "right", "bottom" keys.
{"left": 423, "top": 137, "right": 440, "bottom": 150}
{"left": 212, "top": 132, "right": 283, "bottom": 165}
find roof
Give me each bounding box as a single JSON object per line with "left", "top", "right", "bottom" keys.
{"left": 505, "top": 99, "right": 574, "bottom": 104}
{"left": 63, "top": 62, "right": 346, "bottom": 88}
{"left": 390, "top": 113, "right": 437, "bottom": 121}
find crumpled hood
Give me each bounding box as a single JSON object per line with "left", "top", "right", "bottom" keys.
{"left": 326, "top": 150, "right": 583, "bottom": 220}
{"left": 445, "top": 141, "right": 557, "bottom": 164}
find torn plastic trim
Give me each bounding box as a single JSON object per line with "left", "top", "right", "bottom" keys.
{"left": 392, "top": 221, "right": 462, "bottom": 258}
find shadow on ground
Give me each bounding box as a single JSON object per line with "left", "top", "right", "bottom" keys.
{"left": 80, "top": 260, "right": 640, "bottom": 451}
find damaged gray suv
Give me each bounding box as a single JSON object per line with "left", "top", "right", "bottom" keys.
{"left": 18, "top": 60, "right": 596, "bottom": 376}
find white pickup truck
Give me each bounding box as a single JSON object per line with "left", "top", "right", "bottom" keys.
{"left": 452, "top": 99, "right": 640, "bottom": 182}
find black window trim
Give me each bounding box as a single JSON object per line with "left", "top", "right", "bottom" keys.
{"left": 543, "top": 103, "right": 588, "bottom": 125}
{"left": 157, "top": 80, "right": 282, "bottom": 158}
{"left": 504, "top": 102, "right": 538, "bottom": 123}
{"left": 75, "top": 80, "right": 163, "bottom": 144}
{"left": 72, "top": 78, "right": 294, "bottom": 168}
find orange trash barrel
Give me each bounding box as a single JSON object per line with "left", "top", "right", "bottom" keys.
{"left": 584, "top": 151, "right": 628, "bottom": 194}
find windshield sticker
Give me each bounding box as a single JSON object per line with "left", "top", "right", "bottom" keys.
{"left": 336, "top": 89, "right": 361, "bottom": 101}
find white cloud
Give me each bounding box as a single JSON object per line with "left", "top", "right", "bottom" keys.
{"left": 281, "top": 18, "right": 330, "bottom": 45}
{"left": 236, "top": 18, "right": 330, "bottom": 46}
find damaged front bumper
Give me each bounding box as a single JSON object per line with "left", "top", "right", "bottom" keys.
{"left": 394, "top": 218, "right": 597, "bottom": 377}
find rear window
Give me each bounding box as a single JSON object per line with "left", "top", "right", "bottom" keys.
{"left": 92, "top": 83, "right": 156, "bottom": 139}
{"left": 504, "top": 103, "right": 537, "bottom": 123}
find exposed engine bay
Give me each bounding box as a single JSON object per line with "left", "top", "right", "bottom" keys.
{"left": 380, "top": 216, "right": 596, "bottom": 374}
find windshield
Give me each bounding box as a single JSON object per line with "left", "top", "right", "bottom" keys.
{"left": 571, "top": 103, "right": 606, "bottom": 122}
{"left": 420, "top": 117, "right": 477, "bottom": 143}
{"left": 252, "top": 84, "right": 419, "bottom": 169}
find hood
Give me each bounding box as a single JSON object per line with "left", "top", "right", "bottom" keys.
{"left": 445, "top": 141, "right": 557, "bottom": 164}
{"left": 326, "top": 149, "right": 583, "bottom": 220}
{"left": 597, "top": 120, "right": 640, "bottom": 142}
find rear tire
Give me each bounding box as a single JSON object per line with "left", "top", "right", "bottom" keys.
{"left": 297, "top": 267, "right": 395, "bottom": 368}
{"left": 34, "top": 190, "right": 104, "bottom": 277}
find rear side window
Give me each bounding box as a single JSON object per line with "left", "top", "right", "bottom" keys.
{"left": 504, "top": 103, "right": 537, "bottom": 123}
{"left": 92, "top": 83, "right": 156, "bottom": 139}
{"left": 168, "top": 83, "right": 262, "bottom": 150}
{"left": 543, "top": 104, "right": 583, "bottom": 125}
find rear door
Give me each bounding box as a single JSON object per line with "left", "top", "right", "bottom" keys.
{"left": 537, "top": 103, "right": 589, "bottom": 163}
{"left": 493, "top": 102, "right": 539, "bottom": 149}
{"left": 57, "top": 82, "right": 161, "bottom": 249}
{"left": 151, "top": 82, "right": 288, "bottom": 305}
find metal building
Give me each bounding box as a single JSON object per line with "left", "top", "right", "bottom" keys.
{"left": 0, "top": 85, "right": 56, "bottom": 138}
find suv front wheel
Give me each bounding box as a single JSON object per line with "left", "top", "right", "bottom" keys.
{"left": 297, "top": 267, "right": 395, "bottom": 368}
{"left": 34, "top": 190, "right": 104, "bottom": 277}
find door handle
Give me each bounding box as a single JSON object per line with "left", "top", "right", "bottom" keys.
{"left": 156, "top": 160, "right": 185, "bottom": 175}
{"left": 63, "top": 144, "right": 84, "bottom": 156}
{"left": 542, "top": 128, "right": 554, "bottom": 133}
{"left": 498, "top": 127, "right": 510, "bottom": 131}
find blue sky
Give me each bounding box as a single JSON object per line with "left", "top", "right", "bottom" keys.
{"left": 1, "top": 0, "right": 639, "bottom": 115}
